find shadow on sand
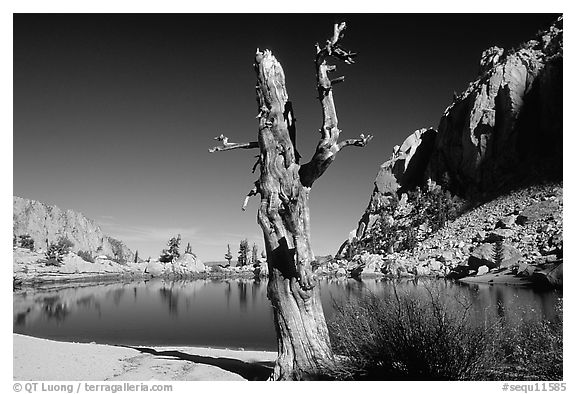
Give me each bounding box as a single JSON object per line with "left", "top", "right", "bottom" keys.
{"left": 128, "top": 347, "right": 274, "bottom": 381}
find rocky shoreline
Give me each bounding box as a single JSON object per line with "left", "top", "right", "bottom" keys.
{"left": 13, "top": 248, "right": 269, "bottom": 287}
{"left": 313, "top": 183, "right": 562, "bottom": 289}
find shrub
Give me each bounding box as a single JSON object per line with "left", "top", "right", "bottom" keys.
{"left": 487, "top": 303, "right": 563, "bottom": 381}
{"left": 401, "top": 226, "right": 418, "bottom": 250}
{"left": 44, "top": 236, "right": 74, "bottom": 266}
{"left": 328, "top": 286, "right": 492, "bottom": 380}
{"left": 77, "top": 250, "right": 95, "bottom": 263}
{"left": 353, "top": 187, "right": 467, "bottom": 257}
{"left": 18, "top": 234, "right": 35, "bottom": 251}
{"left": 408, "top": 187, "right": 462, "bottom": 233}
{"left": 327, "top": 286, "right": 562, "bottom": 381}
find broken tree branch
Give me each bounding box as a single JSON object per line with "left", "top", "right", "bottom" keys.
{"left": 242, "top": 181, "right": 260, "bottom": 211}
{"left": 298, "top": 22, "right": 372, "bottom": 187}
{"left": 337, "top": 133, "right": 374, "bottom": 149}
{"left": 209, "top": 134, "right": 259, "bottom": 152}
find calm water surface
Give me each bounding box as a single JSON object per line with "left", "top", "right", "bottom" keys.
{"left": 13, "top": 278, "right": 562, "bottom": 351}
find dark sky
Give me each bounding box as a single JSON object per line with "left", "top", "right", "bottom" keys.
{"left": 13, "top": 13, "right": 559, "bottom": 261}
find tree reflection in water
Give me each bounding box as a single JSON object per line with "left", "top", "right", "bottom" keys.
{"left": 238, "top": 281, "right": 247, "bottom": 312}
{"left": 159, "top": 286, "right": 179, "bottom": 317}
{"left": 12, "top": 278, "right": 561, "bottom": 350}
{"left": 42, "top": 296, "right": 70, "bottom": 322}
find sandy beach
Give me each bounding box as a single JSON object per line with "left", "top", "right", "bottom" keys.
{"left": 13, "top": 334, "right": 276, "bottom": 381}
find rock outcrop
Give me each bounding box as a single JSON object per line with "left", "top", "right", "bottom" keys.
{"left": 349, "top": 16, "right": 562, "bottom": 253}
{"left": 13, "top": 196, "right": 134, "bottom": 263}
{"left": 356, "top": 127, "right": 437, "bottom": 239}
{"left": 13, "top": 248, "right": 142, "bottom": 283}
{"left": 167, "top": 253, "right": 207, "bottom": 276}
{"left": 428, "top": 17, "right": 562, "bottom": 197}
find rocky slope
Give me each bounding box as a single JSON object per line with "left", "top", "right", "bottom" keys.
{"left": 13, "top": 196, "right": 134, "bottom": 262}
{"left": 330, "top": 17, "right": 563, "bottom": 287}
{"left": 320, "top": 182, "right": 562, "bottom": 288}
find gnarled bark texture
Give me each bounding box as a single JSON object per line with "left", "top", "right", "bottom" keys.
{"left": 210, "top": 22, "right": 371, "bottom": 380}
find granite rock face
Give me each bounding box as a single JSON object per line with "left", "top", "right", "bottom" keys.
{"left": 468, "top": 243, "right": 522, "bottom": 270}
{"left": 13, "top": 196, "right": 134, "bottom": 263}
{"left": 352, "top": 17, "right": 562, "bottom": 246}
{"left": 356, "top": 127, "right": 436, "bottom": 239}
{"left": 428, "top": 17, "right": 562, "bottom": 197}
{"left": 168, "top": 253, "right": 207, "bottom": 276}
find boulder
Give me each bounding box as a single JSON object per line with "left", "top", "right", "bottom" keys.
{"left": 531, "top": 261, "right": 563, "bottom": 288}
{"left": 381, "top": 259, "right": 401, "bottom": 276}
{"left": 349, "top": 265, "right": 363, "bottom": 278}
{"left": 144, "top": 261, "right": 165, "bottom": 277}
{"left": 169, "top": 253, "right": 206, "bottom": 275}
{"left": 438, "top": 250, "right": 456, "bottom": 263}
{"left": 468, "top": 243, "right": 522, "bottom": 269}
{"left": 476, "top": 265, "right": 489, "bottom": 276}
{"left": 446, "top": 265, "right": 471, "bottom": 280}
{"left": 59, "top": 254, "right": 88, "bottom": 274}
{"left": 473, "top": 230, "right": 487, "bottom": 242}
{"left": 413, "top": 264, "right": 431, "bottom": 276}
{"left": 260, "top": 263, "right": 269, "bottom": 276}
{"left": 484, "top": 229, "right": 514, "bottom": 242}
{"left": 359, "top": 253, "right": 384, "bottom": 274}
{"left": 516, "top": 262, "right": 537, "bottom": 276}
{"left": 496, "top": 215, "right": 516, "bottom": 229}
{"left": 346, "top": 259, "right": 361, "bottom": 272}
{"left": 398, "top": 271, "right": 415, "bottom": 279}
{"left": 516, "top": 200, "right": 560, "bottom": 226}
{"left": 428, "top": 259, "right": 444, "bottom": 272}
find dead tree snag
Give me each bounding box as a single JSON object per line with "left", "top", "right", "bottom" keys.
{"left": 210, "top": 22, "right": 372, "bottom": 380}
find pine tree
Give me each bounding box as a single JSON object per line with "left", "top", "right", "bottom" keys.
{"left": 134, "top": 250, "right": 139, "bottom": 264}
{"left": 493, "top": 237, "right": 505, "bottom": 267}
{"left": 159, "top": 234, "right": 181, "bottom": 263}
{"left": 252, "top": 243, "right": 259, "bottom": 265}
{"left": 238, "top": 239, "right": 249, "bottom": 266}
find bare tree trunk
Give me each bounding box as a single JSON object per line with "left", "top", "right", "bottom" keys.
{"left": 210, "top": 22, "right": 371, "bottom": 380}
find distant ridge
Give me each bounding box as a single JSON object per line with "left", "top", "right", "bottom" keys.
{"left": 13, "top": 196, "right": 134, "bottom": 262}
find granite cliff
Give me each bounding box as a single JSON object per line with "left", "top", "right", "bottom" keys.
{"left": 327, "top": 17, "right": 563, "bottom": 287}
{"left": 354, "top": 16, "right": 562, "bottom": 242}
{"left": 13, "top": 196, "right": 134, "bottom": 263}
{"left": 429, "top": 17, "right": 562, "bottom": 197}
